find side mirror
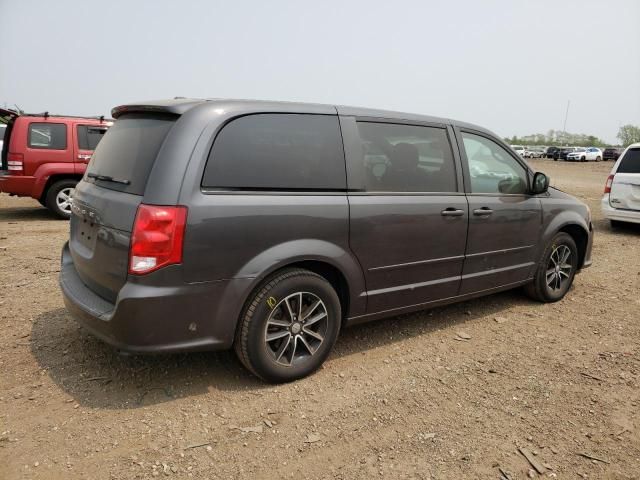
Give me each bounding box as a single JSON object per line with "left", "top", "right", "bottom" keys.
{"left": 531, "top": 172, "right": 549, "bottom": 194}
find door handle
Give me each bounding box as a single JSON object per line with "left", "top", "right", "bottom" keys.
{"left": 441, "top": 208, "right": 465, "bottom": 217}
{"left": 77, "top": 154, "right": 92, "bottom": 161}
{"left": 473, "top": 207, "right": 494, "bottom": 216}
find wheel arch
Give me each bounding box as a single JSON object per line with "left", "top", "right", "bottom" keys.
{"left": 232, "top": 239, "right": 365, "bottom": 316}
{"left": 283, "top": 260, "right": 351, "bottom": 321}
{"left": 38, "top": 173, "right": 82, "bottom": 202}
{"left": 558, "top": 223, "right": 589, "bottom": 269}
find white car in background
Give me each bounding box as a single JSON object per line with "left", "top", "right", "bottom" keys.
{"left": 602, "top": 143, "right": 640, "bottom": 226}
{"left": 511, "top": 145, "right": 525, "bottom": 157}
{"left": 525, "top": 147, "right": 545, "bottom": 158}
{"left": 567, "top": 147, "right": 602, "bottom": 162}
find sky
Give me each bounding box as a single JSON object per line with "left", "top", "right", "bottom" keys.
{"left": 1, "top": 0, "right": 639, "bottom": 144}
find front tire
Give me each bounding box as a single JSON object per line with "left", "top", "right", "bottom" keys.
{"left": 525, "top": 232, "right": 578, "bottom": 303}
{"left": 596, "top": 156, "right": 601, "bottom": 162}
{"left": 44, "top": 179, "right": 77, "bottom": 219}
{"left": 234, "top": 268, "right": 341, "bottom": 383}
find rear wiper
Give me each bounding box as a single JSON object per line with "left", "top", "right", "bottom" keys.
{"left": 87, "top": 172, "right": 131, "bottom": 185}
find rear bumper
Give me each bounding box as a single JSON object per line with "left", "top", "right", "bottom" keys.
{"left": 59, "top": 242, "right": 249, "bottom": 354}
{"left": 601, "top": 196, "right": 640, "bottom": 224}
{"left": 0, "top": 172, "right": 36, "bottom": 197}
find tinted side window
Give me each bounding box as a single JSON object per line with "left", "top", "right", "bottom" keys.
{"left": 28, "top": 123, "right": 67, "bottom": 149}
{"left": 618, "top": 148, "right": 640, "bottom": 173}
{"left": 355, "top": 122, "right": 457, "bottom": 192}
{"left": 203, "top": 114, "right": 345, "bottom": 190}
{"left": 461, "top": 132, "right": 528, "bottom": 194}
{"left": 77, "top": 125, "right": 108, "bottom": 150}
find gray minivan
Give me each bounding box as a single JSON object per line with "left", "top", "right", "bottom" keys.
{"left": 60, "top": 98, "right": 593, "bottom": 382}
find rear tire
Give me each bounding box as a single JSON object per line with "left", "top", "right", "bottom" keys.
{"left": 234, "top": 268, "right": 341, "bottom": 383}
{"left": 45, "top": 179, "right": 77, "bottom": 219}
{"left": 525, "top": 232, "right": 578, "bottom": 303}
{"left": 596, "top": 156, "right": 601, "bottom": 162}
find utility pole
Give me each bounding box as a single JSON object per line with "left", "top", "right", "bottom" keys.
{"left": 562, "top": 100, "right": 570, "bottom": 145}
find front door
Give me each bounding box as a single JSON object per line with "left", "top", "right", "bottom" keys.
{"left": 457, "top": 130, "right": 542, "bottom": 295}
{"left": 344, "top": 118, "right": 469, "bottom": 314}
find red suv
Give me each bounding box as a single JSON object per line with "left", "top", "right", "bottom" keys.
{"left": 0, "top": 108, "right": 110, "bottom": 218}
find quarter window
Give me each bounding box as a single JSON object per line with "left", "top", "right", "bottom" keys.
{"left": 28, "top": 123, "right": 67, "bottom": 149}
{"left": 355, "top": 122, "right": 457, "bottom": 192}
{"left": 461, "top": 132, "right": 528, "bottom": 194}
{"left": 202, "top": 114, "right": 345, "bottom": 191}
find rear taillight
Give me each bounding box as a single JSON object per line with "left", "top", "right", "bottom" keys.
{"left": 129, "top": 204, "right": 188, "bottom": 275}
{"left": 604, "top": 174, "right": 614, "bottom": 194}
{"left": 7, "top": 153, "right": 24, "bottom": 173}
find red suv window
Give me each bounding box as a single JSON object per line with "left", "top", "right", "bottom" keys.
{"left": 28, "top": 123, "right": 67, "bottom": 149}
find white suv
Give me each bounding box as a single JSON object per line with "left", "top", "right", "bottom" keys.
{"left": 602, "top": 143, "right": 640, "bottom": 226}
{"left": 567, "top": 147, "right": 602, "bottom": 162}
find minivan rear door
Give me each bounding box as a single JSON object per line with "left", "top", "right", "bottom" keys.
{"left": 342, "top": 115, "right": 468, "bottom": 314}
{"left": 610, "top": 148, "right": 640, "bottom": 211}
{"left": 69, "top": 113, "right": 178, "bottom": 302}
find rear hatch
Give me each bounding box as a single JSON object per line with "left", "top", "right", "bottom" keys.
{"left": 69, "top": 113, "right": 178, "bottom": 302}
{"left": 610, "top": 148, "right": 640, "bottom": 211}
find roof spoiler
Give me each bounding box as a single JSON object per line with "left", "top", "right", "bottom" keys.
{"left": 111, "top": 98, "right": 207, "bottom": 119}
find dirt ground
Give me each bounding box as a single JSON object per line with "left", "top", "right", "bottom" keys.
{"left": 0, "top": 159, "right": 638, "bottom": 480}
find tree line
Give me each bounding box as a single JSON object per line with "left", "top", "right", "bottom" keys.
{"left": 504, "top": 125, "right": 640, "bottom": 148}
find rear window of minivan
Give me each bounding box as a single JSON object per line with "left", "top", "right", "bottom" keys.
{"left": 618, "top": 148, "right": 640, "bottom": 174}
{"left": 85, "top": 113, "right": 176, "bottom": 195}
{"left": 202, "top": 114, "right": 345, "bottom": 191}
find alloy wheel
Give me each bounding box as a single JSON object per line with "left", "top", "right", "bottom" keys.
{"left": 546, "top": 245, "right": 572, "bottom": 292}
{"left": 56, "top": 187, "right": 74, "bottom": 214}
{"left": 264, "top": 292, "right": 329, "bottom": 367}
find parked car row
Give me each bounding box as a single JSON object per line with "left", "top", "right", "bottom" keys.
{"left": 0, "top": 108, "right": 111, "bottom": 217}
{"left": 510, "top": 145, "right": 545, "bottom": 158}
{"left": 510, "top": 145, "right": 624, "bottom": 162}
